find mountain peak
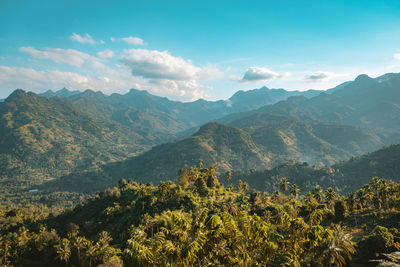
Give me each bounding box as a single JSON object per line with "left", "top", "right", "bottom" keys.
{"left": 128, "top": 88, "right": 150, "bottom": 95}
{"left": 82, "top": 89, "right": 105, "bottom": 96}
{"left": 6, "top": 89, "right": 28, "bottom": 101}
{"left": 355, "top": 74, "right": 372, "bottom": 82}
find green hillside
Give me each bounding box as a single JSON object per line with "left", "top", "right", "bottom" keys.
{"left": 221, "top": 73, "right": 400, "bottom": 134}
{"left": 0, "top": 90, "right": 148, "bottom": 206}
{"left": 46, "top": 117, "right": 398, "bottom": 195}
{"left": 233, "top": 144, "right": 400, "bottom": 194}
{"left": 2, "top": 166, "right": 400, "bottom": 266}
{"left": 47, "top": 122, "right": 270, "bottom": 192}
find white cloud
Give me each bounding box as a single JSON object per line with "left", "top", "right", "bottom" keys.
{"left": 240, "top": 67, "right": 288, "bottom": 83}
{"left": 0, "top": 65, "right": 143, "bottom": 95}
{"left": 111, "top": 36, "right": 145, "bottom": 45}
{"left": 70, "top": 32, "right": 104, "bottom": 44}
{"left": 147, "top": 79, "right": 210, "bottom": 101}
{"left": 121, "top": 36, "right": 145, "bottom": 45}
{"left": 10, "top": 46, "right": 221, "bottom": 101}
{"left": 97, "top": 49, "right": 114, "bottom": 59}
{"left": 120, "top": 49, "right": 221, "bottom": 100}
{"left": 121, "top": 49, "right": 201, "bottom": 80}
{"left": 394, "top": 53, "right": 400, "bottom": 60}
{"left": 304, "top": 71, "right": 332, "bottom": 82}
{"left": 19, "top": 46, "right": 101, "bottom": 67}
{"left": 0, "top": 64, "right": 210, "bottom": 101}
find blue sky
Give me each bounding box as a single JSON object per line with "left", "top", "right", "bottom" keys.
{"left": 1, "top": 0, "right": 400, "bottom": 101}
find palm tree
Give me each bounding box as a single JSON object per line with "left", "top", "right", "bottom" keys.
{"left": 312, "top": 185, "right": 324, "bottom": 203}
{"left": 73, "top": 236, "right": 88, "bottom": 266}
{"left": 325, "top": 187, "right": 338, "bottom": 209}
{"left": 290, "top": 184, "right": 300, "bottom": 199}
{"left": 356, "top": 187, "right": 368, "bottom": 210}
{"left": 55, "top": 238, "right": 71, "bottom": 267}
{"left": 319, "top": 225, "right": 356, "bottom": 266}
{"left": 280, "top": 177, "right": 289, "bottom": 193}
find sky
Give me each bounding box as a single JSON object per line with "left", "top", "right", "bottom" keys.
{"left": 1, "top": 0, "right": 400, "bottom": 101}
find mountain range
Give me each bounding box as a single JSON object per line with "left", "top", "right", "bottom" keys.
{"left": 2, "top": 72, "right": 400, "bottom": 203}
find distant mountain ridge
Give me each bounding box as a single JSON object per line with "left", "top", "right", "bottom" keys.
{"left": 0, "top": 85, "right": 323, "bottom": 200}
{"left": 34, "top": 86, "right": 322, "bottom": 143}
{"left": 3, "top": 72, "right": 400, "bottom": 201}
{"left": 38, "top": 88, "right": 82, "bottom": 98}
{"left": 220, "top": 73, "right": 400, "bottom": 133}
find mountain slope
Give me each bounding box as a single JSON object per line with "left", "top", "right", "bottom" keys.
{"left": 0, "top": 90, "right": 148, "bottom": 202}
{"left": 227, "top": 87, "right": 320, "bottom": 112}
{"left": 333, "top": 144, "right": 400, "bottom": 187}
{"left": 226, "top": 112, "right": 394, "bottom": 165}
{"left": 232, "top": 144, "right": 400, "bottom": 194}
{"left": 40, "top": 87, "right": 322, "bottom": 143}
{"left": 47, "top": 115, "right": 396, "bottom": 194}
{"left": 47, "top": 122, "right": 271, "bottom": 192}
{"left": 221, "top": 73, "right": 400, "bottom": 133}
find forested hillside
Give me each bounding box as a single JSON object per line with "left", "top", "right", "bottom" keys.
{"left": 3, "top": 72, "right": 400, "bottom": 208}
{"left": 0, "top": 90, "right": 148, "bottom": 207}
{"left": 232, "top": 144, "right": 400, "bottom": 194}
{"left": 1, "top": 166, "right": 400, "bottom": 266}
{"left": 222, "top": 73, "right": 400, "bottom": 133}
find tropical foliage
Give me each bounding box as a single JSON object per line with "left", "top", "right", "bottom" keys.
{"left": 1, "top": 165, "right": 400, "bottom": 266}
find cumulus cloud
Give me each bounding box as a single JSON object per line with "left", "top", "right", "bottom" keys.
{"left": 239, "top": 67, "right": 289, "bottom": 83}
{"left": 304, "top": 71, "right": 332, "bottom": 82}
{"left": 111, "top": 36, "right": 145, "bottom": 45}
{"left": 19, "top": 46, "right": 101, "bottom": 67}
{"left": 394, "top": 53, "right": 400, "bottom": 60}
{"left": 97, "top": 49, "right": 114, "bottom": 59}
{"left": 121, "top": 49, "right": 201, "bottom": 80}
{"left": 121, "top": 37, "right": 145, "bottom": 45}
{"left": 120, "top": 49, "right": 222, "bottom": 100}
{"left": 11, "top": 46, "right": 220, "bottom": 101}
{"left": 70, "top": 33, "right": 104, "bottom": 44}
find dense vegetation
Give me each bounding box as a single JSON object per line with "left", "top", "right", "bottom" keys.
{"left": 230, "top": 144, "right": 400, "bottom": 194}
{"left": 1, "top": 165, "right": 400, "bottom": 266}
{"left": 0, "top": 90, "right": 149, "bottom": 208}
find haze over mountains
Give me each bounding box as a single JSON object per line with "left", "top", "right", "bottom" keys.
{"left": 1, "top": 72, "right": 400, "bottom": 202}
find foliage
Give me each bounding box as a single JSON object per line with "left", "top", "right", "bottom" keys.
{"left": 4, "top": 166, "right": 400, "bottom": 266}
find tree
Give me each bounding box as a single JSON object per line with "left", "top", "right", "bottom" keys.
{"left": 55, "top": 238, "right": 71, "bottom": 267}
{"left": 177, "top": 165, "right": 190, "bottom": 188}
{"left": 313, "top": 185, "right": 324, "bottom": 203}
{"left": 279, "top": 177, "right": 289, "bottom": 193}
{"left": 290, "top": 184, "right": 300, "bottom": 198}
{"left": 206, "top": 165, "right": 219, "bottom": 188}
{"left": 325, "top": 187, "right": 338, "bottom": 208}
{"left": 319, "top": 225, "right": 355, "bottom": 267}
{"left": 118, "top": 178, "right": 128, "bottom": 189}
